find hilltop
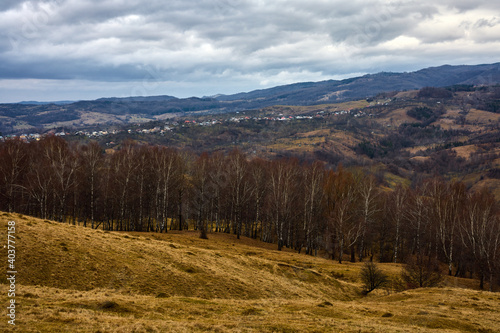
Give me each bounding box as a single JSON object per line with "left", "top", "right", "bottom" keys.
{"left": 1, "top": 212, "right": 500, "bottom": 332}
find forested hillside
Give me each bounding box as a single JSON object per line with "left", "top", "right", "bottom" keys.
{"left": 1, "top": 136, "right": 499, "bottom": 291}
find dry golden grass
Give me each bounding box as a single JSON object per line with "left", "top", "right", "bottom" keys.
{"left": 0, "top": 212, "right": 357, "bottom": 300}
{"left": 296, "top": 129, "right": 331, "bottom": 138}
{"left": 434, "top": 107, "right": 500, "bottom": 132}
{"left": 263, "top": 127, "right": 362, "bottom": 158}
{"left": 394, "top": 90, "right": 419, "bottom": 99}
{"left": 78, "top": 111, "right": 123, "bottom": 126}
{"left": 466, "top": 109, "right": 500, "bottom": 125}
{"left": 470, "top": 178, "right": 500, "bottom": 201}
{"left": 409, "top": 156, "right": 431, "bottom": 163}
{"left": 262, "top": 100, "right": 370, "bottom": 117}
{"left": 2, "top": 284, "right": 500, "bottom": 333}
{"left": 375, "top": 107, "right": 416, "bottom": 126}
{"left": 451, "top": 145, "right": 480, "bottom": 159}
{"left": 406, "top": 143, "right": 483, "bottom": 159}
{"left": 1, "top": 212, "right": 499, "bottom": 332}
{"left": 384, "top": 172, "right": 412, "bottom": 189}
{"left": 267, "top": 136, "right": 326, "bottom": 152}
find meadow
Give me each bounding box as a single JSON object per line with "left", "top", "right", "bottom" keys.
{"left": 1, "top": 212, "right": 499, "bottom": 332}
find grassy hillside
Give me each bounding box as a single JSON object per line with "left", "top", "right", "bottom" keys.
{"left": 0, "top": 212, "right": 355, "bottom": 300}
{"left": 1, "top": 212, "right": 499, "bottom": 332}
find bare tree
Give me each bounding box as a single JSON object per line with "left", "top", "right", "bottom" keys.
{"left": 175, "top": 151, "right": 190, "bottom": 231}
{"left": 78, "top": 141, "right": 103, "bottom": 228}
{"left": 42, "top": 136, "right": 79, "bottom": 222}
{"left": 401, "top": 256, "right": 443, "bottom": 289}
{"left": 248, "top": 158, "right": 268, "bottom": 240}
{"left": 0, "top": 139, "right": 27, "bottom": 213}
{"left": 226, "top": 149, "right": 251, "bottom": 240}
{"left": 405, "top": 184, "right": 430, "bottom": 259}
{"left": 133, "top": 144, "right": 154, "bottom": 231}
{"left": 268, "top": 158, "right": 300, "bottom": 251}
{"left": 428, "top": 179, "right": 466, "bottom": 275}
{"left": 387, "top": 185, "right": 408, "bottom": 263}
{"left": 356, "top": 173, "right": 380, "bottom": 261}
{"left": 360, "top": 262, "right": 388, "bottom": 294}
{"left": 301, "top": 161, "right": 325, "bottom": 255}
{"left": 110, "top": 141, "right": 137, "bottom": 231}
{"left": 152, "top": 146, "right": 179, "bottom": 232}
{"left": 191, "top": 153, "right": 211, "bottom": 239}
{"left": 324, "top": 166, "right": 361, "bottom": 263}
{"left": 25, "top": 142, "right": 53, "bottom": 219}
{"left": 208, "top": 152, "right": 228, "bottom": 233}
{"left": 461, "top": 188, "right": 500, "bottom": 290}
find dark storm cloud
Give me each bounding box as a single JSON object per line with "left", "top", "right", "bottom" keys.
{"left": 0, "top": 54, "right": 153, "bottom": 81}
{"left": 0, "top": 0, "right": 21, "bottom": 11}
{"left": 0, "top": 0, "right": 499, "bottom": 102}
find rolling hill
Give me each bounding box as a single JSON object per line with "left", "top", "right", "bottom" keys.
{"left": 1, "top": 62, "right": 500, "bottom": 134}
{"left": 1, "top": 212, "right": 500, "bottom": 332}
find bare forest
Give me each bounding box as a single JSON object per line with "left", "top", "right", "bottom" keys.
{"left": 1, "top": 136, "right": 499, "bottom": 290}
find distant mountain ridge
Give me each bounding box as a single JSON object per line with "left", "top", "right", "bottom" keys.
{"left": 96, "top": 95, "right": 178, "bottom": 102}
{"left": 214, "top": 62, "right": 500, "bottom": 104}
{"left": 2, "top": 62, "right": 500, "bottom": 134}
{"left": 15, "top": 62, "right": 500, "bottom": 106}
{"left": 18, "top": 100, "right": 76, "bottom": 105}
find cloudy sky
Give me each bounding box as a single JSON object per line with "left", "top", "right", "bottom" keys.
{"left": 0, "top": 0, "right": 499, "bottom": 102}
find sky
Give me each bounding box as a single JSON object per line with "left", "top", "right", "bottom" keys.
{"left": 0, "top": 0, "right": 499, "bottom": 103}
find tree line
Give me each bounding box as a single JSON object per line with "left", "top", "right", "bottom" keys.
{"left": 0, "top": 136, "right": 499, "bottom": 290}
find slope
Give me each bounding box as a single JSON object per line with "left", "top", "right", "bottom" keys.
{"left": 0, "top": 212, "right": 354, "bottom": 300}
{"left": 1, "top": 212, "right": 500, "bottom": 332}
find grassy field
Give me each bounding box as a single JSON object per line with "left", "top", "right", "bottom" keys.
{"left": 1, "top": 212, "right": 499, "bottom": 332}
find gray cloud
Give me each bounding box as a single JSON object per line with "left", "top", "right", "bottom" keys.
{"left": 0, "top": 0, "right": 21, "bottom": 11}
{"left": 0, "top": 0, "right": 499, "bottom": 102}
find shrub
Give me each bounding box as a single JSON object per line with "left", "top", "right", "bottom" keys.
{"left": 401, "top": 257, "right": 443, "bottom": 289}
{"left": 417, "top": 87, "right": 453, "bottom": 99}
{"left": 407, "top": 106, "right": 434, "bottom": 121}
{"left": 360, "top": 262, "right": 389, "bottom": 295}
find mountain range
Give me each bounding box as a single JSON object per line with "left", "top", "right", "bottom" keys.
{"left": 2, "top": 62, "right": 500, "bottom": 134}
